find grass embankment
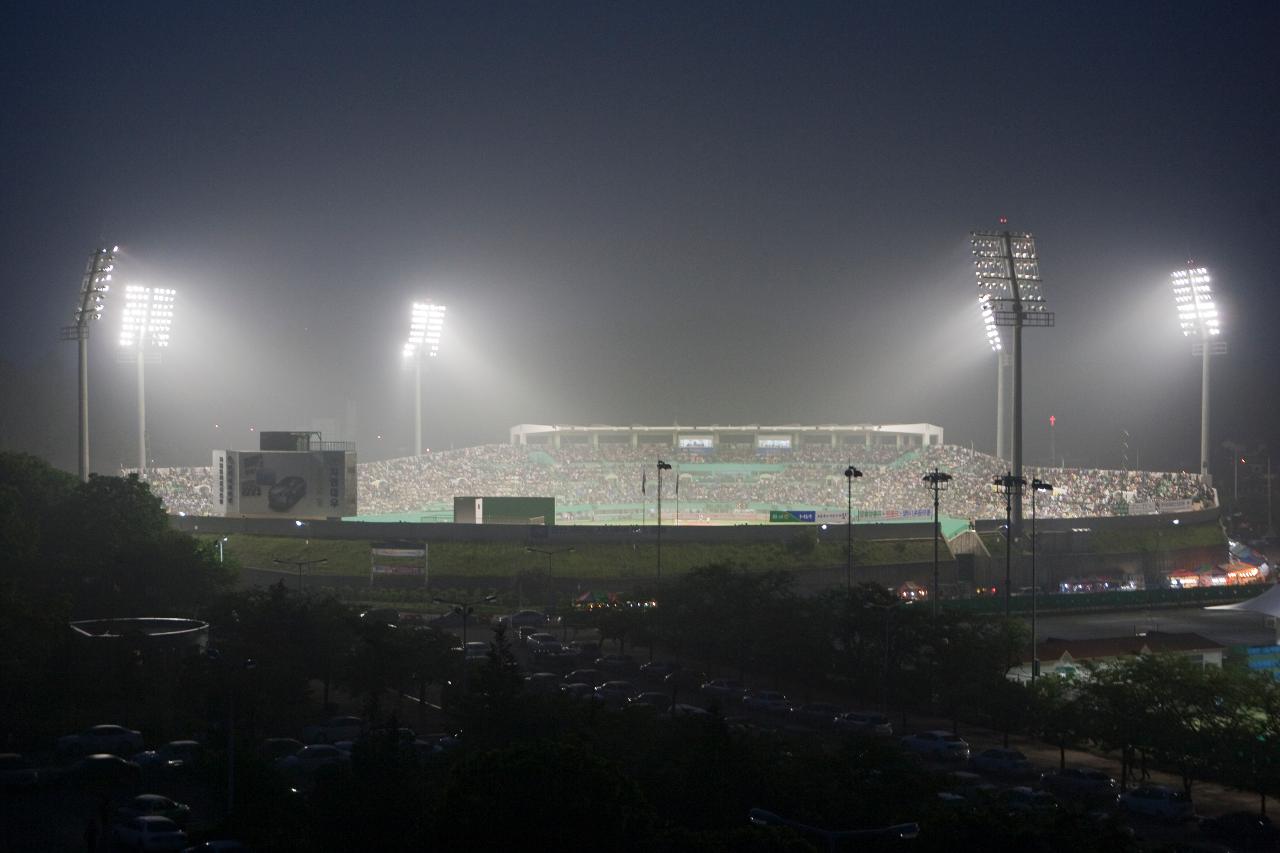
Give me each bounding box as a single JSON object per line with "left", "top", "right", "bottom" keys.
{"left": 197, "top": 532, "right": 938, "bottom": 580}
{"left": 981, "top": 519, "right": 1224, "bottom": 557}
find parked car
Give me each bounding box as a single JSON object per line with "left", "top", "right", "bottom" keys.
{"left": 900, "top": 731, "right": 970, "bottom": 761}
{"left": 791, "top": 702, "right": 844, "bottom": 729}
{"left": 970, "top": 748, "right": 1033, "bottom": 777}
{"left": 565, "top": 669, "right": 607, "bottom": 687}
{"left": 742, "top": 690, "right": 792, "bottom": 714}
{"left": 359, "top": 607, "right": 400, "bottom": 626}
{"left": 302, "top": 717, "right": 365, "bottom": 744}
{"left": 113, "top": 815, "right": 187, "bottom": 851}
{"left": 63, "top": 754, "right": 142, "bottom": 787}
{"left": 275, "top": 744, "right": 348, "bottom": 775}
{"left": 626, "top": 692, "right": 672, "bottom": 713}
{"left": 1039, "top": 767, "right": 1119, "bottom": 804}
{"left": 157, "top": 740, "right": 202, "bottom": 769}
{"left": 498, "top": 610, "right": 550, "bottom": 628}
{"left": 638, "top": 660, "right": 681, "bottom": 682}
{"left": 524, "top": 672, "right": 561, "bottom": 696}
{"left": 592, "top": 681, "right": 636, "bottom": 707}
{"left": 115, "top": 794, "right": 192, "bottom": 826}
{"left": 0, "top": 753, "right": 39, "bottom": 789}
{"left": 700, "top": 679, "right": 746, "bottom": 701}
{"left": 131, "top": 750, "right": 182, "bottom": 772}
{"left": 516, "top": 625, "right": 542, "bottom": 645}
{"left": 261, "top": 738, "right": 303, "bottom": 761}
{"left": 181, "top": 843, "right": 249, "bottom": 852}
{"left": 57, "top": 724, "right": 144, "bottom": 756}
{"left": 527, "top": 633, "right": 563, "bottom": 655}
{"left": 596, "top": 653, "right": 639, "bottom": 674}
{"left": 668, "top": 703, "right": 711, "bottom": 719}
{"left": 462, "top": 641, "right": 489, "bottom": 661}
{"left": 1119, "top": 785, "right": 1194, "bottom": 820}
{"left": 1200, "top": 811, "right": 1280, "bottom": 849}
{"left": 561, "top": 682, "right": 594, "bottom": 700}
{"left": 833, "top": 711, "right": 893, "bottom": 736}
{"left": 998, "top": 786, "right": 1059, "bottom": 816}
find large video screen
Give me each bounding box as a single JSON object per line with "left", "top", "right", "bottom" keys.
{"left": 213, "top": 450, "right": 357, "bottom": 519}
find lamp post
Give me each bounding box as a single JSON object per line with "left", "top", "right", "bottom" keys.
{"left": 1030, "top": 478, "right": 1053, "bottom": 681}
{"left": 1172, "top": 265, "right": 1224, "bottom": 487}
{"left": 922, "top": 469, "right": 953, "bottom": 620}
{"left": 656, "top": 460, "right": 672, "bottom": 584}
{"left": 403, "top": 301, "right": 446, "bottom": 457}
{"left": 843, "top": 465, "right": 863, "bottom": 596}
{"left": 273, "top": 557, "right": 327, "bottom": 592}
{"left": 993, "top": 472, "right": 1027, "bottom": 618}
{"left": 434, "top": 594, "right": 495, "bottom": 698}
{"left": 118, "top": 285, "right": 176, "bottom": 477}
{"left": 60, "top": 246, "right": 117, "bottom": 482}
{"left": 526, "top": 546, "right": 574, "bottom": 617}
{"left": 218, "top": 537, "right": 227, "bottom": 563}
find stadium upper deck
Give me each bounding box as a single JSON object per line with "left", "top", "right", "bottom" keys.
{"left": 510, "top": 422, "right": 944, "bottom": 452}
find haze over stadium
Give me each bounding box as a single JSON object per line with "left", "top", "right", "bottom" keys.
{"left": 1, "top": 3, "right": 1277, "bottom": 489}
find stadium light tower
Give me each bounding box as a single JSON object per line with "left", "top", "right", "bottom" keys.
{"left": 978, "top": 289, "right": 1011, "bottom": 461}
{"left": 119, "top": 285, "right": 177, "bottom": 477}
{"left": 843, "top": 465, "right": 863, "bottom": 596}
{"left": 403, "top": 301, "right": 446, "bottom": 457}
{"left": 60, "top": 246, "right": 117, "bottom": 482}
{"left": 1171, "top": 265, "right": 1224, "bottom": 487}
{"left": 972, "top": 227, "right": 1054, "bottom": 541}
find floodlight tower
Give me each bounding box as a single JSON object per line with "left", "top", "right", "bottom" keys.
{"left": 978, "top": 291, "right": 1011, "bottom": 461}
{"left": 971, "top": 228, "right": 1054, "bottom": 540}
{"left": 118, "top": 285, "right": 176, "bottom": 477}
{"left": 60, "top": 246, "right": 117, "bottom": 482}
{"left": 403, "top": 301, "right": 446, "bottom": 457}
{"left": 1171, "top": 265, "right": 1224, "bottom": 487}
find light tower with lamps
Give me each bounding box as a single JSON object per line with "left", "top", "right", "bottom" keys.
{"left": 843, "top": 465, "right": 862, "bottom": 596}
{"left": 119, "top": 285, "right": 176, "bottom": 477}
{"left": 922, "top": 469, "right": 953, "bottom": 620}
{"left": 403, "top": 301, "right": 447, "bottom": 457}
{"left": 1029, "top": 477, "right": 1053, "bottom": 680}
{"left": 971, "top": 226, "right": 1054, "bottom": 540}
{"left": 1171, "top": 265, "right": 1224, "bottom": 487}
{"left": 60, "top": 246, "right": 117, "bottom": 482}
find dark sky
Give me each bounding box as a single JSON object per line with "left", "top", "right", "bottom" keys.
{"left": 3, "top": 1, "right": 1278, "bottom": 475}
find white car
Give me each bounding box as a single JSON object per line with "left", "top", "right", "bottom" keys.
{"left": 742, "top": 690, "right": 792, "bottom": 714}
{"left": 301, "top": 716, "right": 365, "bottom": 744}
{"left": 900, "top": 730, "right": 970, "bottom": 761}
{"left": 112, "top": 815, "right": 187, "bottom": 851}
{"left": 57, "top": 724, "right": 144, "bottom": 756}
{"left": 1119, "top": 785, "right": 1194, "bottom": 820}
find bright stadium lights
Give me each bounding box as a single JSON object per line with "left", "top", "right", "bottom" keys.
{"left": 1171, "top": 264, "right": 1226, "bottom": 486}
{"left": 118, "top": 285, "right": 178, "bottom": 477}
{"left": 971, "top": 227, "right": 1054, "bottom": 541}
{"left": 404, "top": 301, "right": 447, "bottom": 456}
{"left": 60, "top": 245, "right": 118, "bottom": 482}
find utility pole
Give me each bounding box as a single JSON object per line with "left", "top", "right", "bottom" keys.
{"left": 923, "top": 469, "right": 953, "bottom": 620}
{"left": 844, "top": 465, "right": 862, "bottom": 596}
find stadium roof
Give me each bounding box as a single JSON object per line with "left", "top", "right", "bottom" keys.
{"left": 511, "top": 422, "right": 944, "bottom": 440}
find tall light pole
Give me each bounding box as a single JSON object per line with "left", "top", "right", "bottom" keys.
{"left": 60, "top": 246, "right": 117, "bottom": 482}
{"left": 973, "top": 228, "right": 1053, "bottom": 540}
{"left": 994, "top": 472, "right": 1026, "bottom": 618}
{"left": 1029, "top": 478, "right": 1053, "bottom": 681}
{"left": 1172, "top": 265, "right": 1224, "bottom": 488}
{"left": 434, "top": 593, "right": 495, "bottom": 699}
{"left": 656, "top": 460, "right": 672, "bottom": 584}
{"left": 922, "top": 469, "right": 953, "bottom": 620}
{"left": 526, "top": 546, "right": 574, "bottom": 616}
{"left": 119, "top": 285, "right": 176, "bottom": 477}
{"left": 843, "top": 465, "right": 863, "bottom": 596}
{"left": 978, "top": 284, "right": 1009, "bottom": 461}
{"left": 403, "top": 301, "right": 446, "bottom": 457}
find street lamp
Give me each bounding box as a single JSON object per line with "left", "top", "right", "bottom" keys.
{"left": 1029, "top": 478, "right": 1053, "bottom": 681}
{"left": 843, "top": 465, "right": 863, "bottom": 596}
{"left": 656, "top": 460, "right": 672, "bottom": 584}
{"left": 118, "top": 284, "right": 176, "bottom": 477}
{"left": 748, "top": 808, "right": 919, "bottom": 852}
{"left": 526, "top": 546, "right": 574, "bottom": 617}
{"left": 273, "top": 556, "right": 327, "bottom": 592}
{"left": 218, "top": 537, "right": 228, "bottom": 563}
{"left": 993, "top": 472, "right": 1027, "bottom": 618}
{"left": 922, "top": 469, "right": 953, "bottom": 620}
{"left": 60, "top": 246, "right": 117, "bottom": 482}
{"left": 403, "top": 301, "right": 446, "bottom": 457}
{"left": 434, "top": 593, "right": 496, "bottom": 698}
{"left": 972, "top": 228, "right": 1054, "bottom": 540}
{"left": 1172, "top": 265, "right": 1224, "bottom": 487}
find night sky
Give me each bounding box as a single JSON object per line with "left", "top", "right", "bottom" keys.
{"left": 3, "top": 1, "right": 1278, "bottom": 475}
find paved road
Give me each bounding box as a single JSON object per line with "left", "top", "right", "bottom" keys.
{"left": 1028, "top": 604, "right": 1275, "bottom": 647}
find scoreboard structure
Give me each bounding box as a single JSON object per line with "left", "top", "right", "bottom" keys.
{"left": 213, "top": 431, "right": 357, "bottom": 519}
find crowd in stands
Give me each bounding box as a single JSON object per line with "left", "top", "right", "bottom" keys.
{"left": 135, "top": 441, "right": 1207, "bottom": 523}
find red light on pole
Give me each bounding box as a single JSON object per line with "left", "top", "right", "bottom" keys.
{"left": 1049, "top": 415, "right": 1055, "bottom": 427}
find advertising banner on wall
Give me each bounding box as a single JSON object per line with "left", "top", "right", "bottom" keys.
{"left": 212, "top": 450, "right": 357, "bottom": 518}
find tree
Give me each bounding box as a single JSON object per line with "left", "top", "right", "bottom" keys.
{"left": 1028, "top": 672, "right": 1086, "bottom": 771}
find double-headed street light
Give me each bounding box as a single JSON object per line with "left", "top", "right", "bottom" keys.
{"left": 1029, "top": 478, "right": 1054, "bottom": 680}
{"left": 922, "top": 469, "right": 953, "bottom": 620}
{"left": 119, "top": 285, "right": 177, "bottom": 477}
{"left": 403, "top": 301, "right": 446, "bottom": 457}
{"left": 843, "top": 465, "right": 863, "bottom": 596}
{"left": 60, "top": 246, "right": 117, "bottom": 482}
{"left": 1171, "top": 265, "right": 1224, "bottom": 487}
{"left": 993, "top": 472, "right": 1027, "bottom": 618}
{"left": 434, "top": 593, "right": 496, "bottom": 698}
{"left": 272, "top": 556, "right": 327, "bottom": 592}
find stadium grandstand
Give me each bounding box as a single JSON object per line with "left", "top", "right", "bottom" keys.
{"left": 137, "top": 423, "right": 1210, "bottom": 524}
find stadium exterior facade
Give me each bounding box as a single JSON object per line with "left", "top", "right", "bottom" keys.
{"left": 509, "top": 422, "right": 944, "bottom": 451}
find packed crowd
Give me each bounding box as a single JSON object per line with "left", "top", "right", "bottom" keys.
{"left": 134, "top": 442, "right": 1207, "bottom": 522}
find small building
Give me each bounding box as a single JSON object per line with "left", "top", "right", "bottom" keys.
{"left": 1010, "top": 631, "right": 1225, "bottom": 682}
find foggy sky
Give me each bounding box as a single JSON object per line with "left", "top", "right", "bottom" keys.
{"left": 3, "top": 1, "right": 1278, "bottom": 476}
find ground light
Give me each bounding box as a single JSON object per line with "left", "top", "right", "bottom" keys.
{"left": 119, "top": 284, "right": 177, "bottom": 477}
{"left": 403, "top": 301, "right": 446, "bottom": 457}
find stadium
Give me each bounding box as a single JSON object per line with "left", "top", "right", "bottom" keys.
{"left": 149, "top": 421, "right": 1245, "bottom": 598}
